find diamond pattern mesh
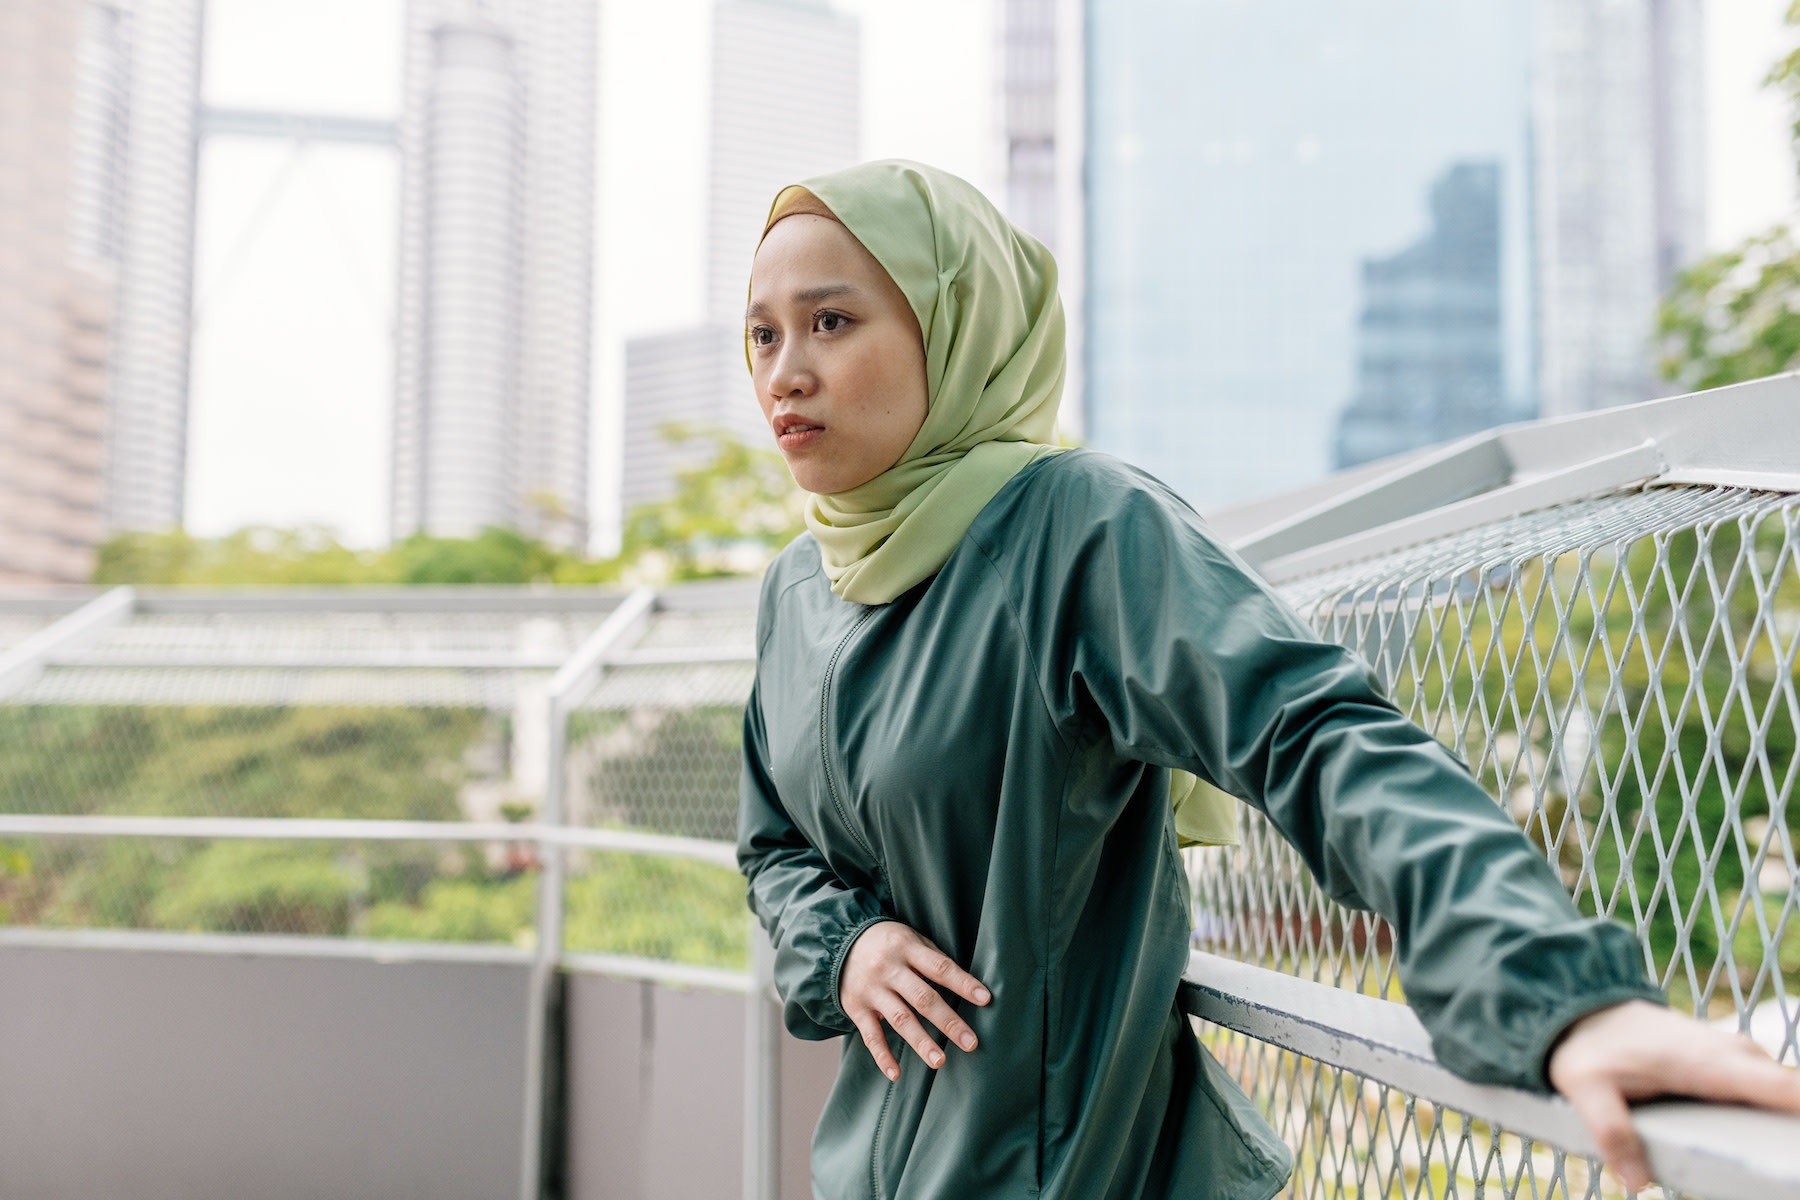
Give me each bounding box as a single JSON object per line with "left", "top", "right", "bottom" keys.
{"left": 1191, "top": 484, "right": 1800, "bottom": 1198}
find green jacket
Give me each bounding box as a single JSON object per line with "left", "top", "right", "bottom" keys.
{"left": 738, "top": 451, "right": 1659, "bottom": 1200}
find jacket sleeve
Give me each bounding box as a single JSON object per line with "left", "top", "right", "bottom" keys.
{"left": 1030, "top": 471, "right": 1663, "bottom": 1090}
{"left": 737, "top": 673, "right": 889, "bottom": 1040}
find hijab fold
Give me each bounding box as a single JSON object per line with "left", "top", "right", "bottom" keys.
{"left": 756, "top": 160, "right": 1239, "bottom": 848}
{"left": 763, "top": 161, "right": 1065, "bottom": 606}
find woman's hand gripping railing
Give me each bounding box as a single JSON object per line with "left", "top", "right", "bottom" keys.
{"left": 1181, "top": 951, "right": 1800, "bottom": 1200}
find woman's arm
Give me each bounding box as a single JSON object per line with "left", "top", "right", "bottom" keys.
{"left": 737, "top": 677, "right": 889, "bottom": 1040}
{"left": 1008, "top": 462, "right": 1798, "bottom": 1183}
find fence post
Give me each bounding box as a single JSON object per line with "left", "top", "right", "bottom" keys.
{"left": 744, "top": 928, "right": 781, "bottom": 1200}
{"left": 518, "top": 587, "right": 656, "bottom": 1200}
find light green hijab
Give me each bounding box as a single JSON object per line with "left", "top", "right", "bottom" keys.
{"left": 756, "top": 160, "right": 1239, "bottom": 848}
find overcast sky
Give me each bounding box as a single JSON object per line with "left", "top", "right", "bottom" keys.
{"left": 184, "top": 0, "right": 1796, "bottom": 549}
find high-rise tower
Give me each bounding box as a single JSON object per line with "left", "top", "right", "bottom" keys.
{"left": 618, "top": 0, "right": 858, "bottom": 519}
{"left": 1533, "top": 0, "right": 1705, "bottom": 417}
{"left": 103, "top": 0, "right": 203, "bottom": 534}
{"left": 392, "top": 0, "right": 597, "bottom": 547}
{"left": 1081, "top": 0, "right": 1704, "bottom": 513}
{"left": 0, "top": 0, "right": 130, "bottom": 583}
{"left": 998, "top": 0, "right": 1085, "bottom": 437}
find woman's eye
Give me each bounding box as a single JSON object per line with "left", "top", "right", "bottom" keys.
{"left": 816, "top": 311, "right": 847, "bottom": 333}
{"left": 750, "top": 326, "right": 776, "bottom": 347}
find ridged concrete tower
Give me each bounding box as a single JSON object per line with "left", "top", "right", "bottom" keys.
{"left": 103, "top": 0, "right": 203, "bottom": 534}
{"left": 1533, "top": 0, "right": 1705, "bottom": 417}
{"left": 393, "top": 0, "right": 597, "bottom": 547}
{"left": 619, "top": 0, "right": 859, "bottom": 518}
{"left": 0, "top": 0, "right": 123, "bottom": 581}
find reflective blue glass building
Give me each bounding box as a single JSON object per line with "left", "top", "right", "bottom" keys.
{"left": 1081, "top": 0, "right": 1701, "bottom": 513}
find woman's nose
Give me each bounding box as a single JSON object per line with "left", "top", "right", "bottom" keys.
{"left": 768, "top": 341, "right": 817, "bottom": 398}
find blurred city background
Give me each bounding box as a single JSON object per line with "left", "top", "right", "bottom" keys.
{"left": 3, "top": 4, "right": 1800, "bottom": 1199}
{"left": 0, "top": 0, "right": 1795, "bottom": 588}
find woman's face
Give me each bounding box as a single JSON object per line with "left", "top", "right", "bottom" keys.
{"left": 747, "top": 214, "right": 929, "bottom": 495}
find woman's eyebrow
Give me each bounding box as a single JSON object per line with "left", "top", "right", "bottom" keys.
{"left": 746, "top": 284, "right": 863, "bottom": 323}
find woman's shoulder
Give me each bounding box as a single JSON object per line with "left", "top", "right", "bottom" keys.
{"left": 976, "top": 447, "right": 1210, "bottom": 543}
{"left": 753, "top": 533, "right": 824, "bottom": 646}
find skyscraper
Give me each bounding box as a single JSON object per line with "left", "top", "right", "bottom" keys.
{"left": 999, "top": 0, "right": 1085, "bottom": 438}
{"left": 0, "top": 0, "right": 122, "bottom": 583}
{"left": 1333, "top": 163, "right": 1508, "bottom": 469}
{"left": 103, "top": 0, "right": 203, "bottom": 534}
{"left": 1082, "top": 0, "right": 1702, "bottom": 513}
{"left": 1534, "top": 0, "right": 1705, "bottom": 417}
{"left": 392, "top": 0, "right": 597, "bottom": 548}
{"left": 618, "top": 0, "right": 858, "bottom": 517}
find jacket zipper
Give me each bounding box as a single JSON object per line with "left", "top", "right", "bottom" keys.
{"left": 819, "top": 608, "right": 892, "bottom": 1200}
{"left": 819, "top": 607, "right": 878, "bottom": 866}
{"left": 870, "top": 1072, "right": 896, "bottom": 1200}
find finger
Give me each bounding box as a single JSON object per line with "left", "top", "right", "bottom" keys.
{"left": 1678, "top": 1039, "right": 1800, "bottom": 1113}
{"left": 904, "top": 940, "right": 992, "bottom": 1007}
{"left": 900, "top": 976, "right": 980, "bottom": 1052}
{"left": 880, "top": 992, "right": 948, "bottom": 1069}
{"left": 851, "top": 1010, "right": 901, "bottom": 1083}
{"left": 1567, "top": 1082, "right": 1651, "bottom": 1193}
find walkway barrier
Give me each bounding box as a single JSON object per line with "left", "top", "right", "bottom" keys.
{"left": 1193, "top": 374, "right": 1800, "bottom": 1199}
{"left": 2, "top": 377, "right": 1799, "bottom": 1198}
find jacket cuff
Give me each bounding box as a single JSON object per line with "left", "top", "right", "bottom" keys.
{"left": 1528, "top": 982, "right": 1669, "bottom": 1092}
{"left": 826, "top": 914, "right": 896, "bottom": 1027}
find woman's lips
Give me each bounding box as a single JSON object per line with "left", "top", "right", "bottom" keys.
{"left": 777, "top": 423, "right": 825, "bottom": 451}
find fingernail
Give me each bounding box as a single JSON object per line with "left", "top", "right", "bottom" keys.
{"left": 929, "top": 1052, "right": 944, "bottom": 1067}
{"left": 886, "top": 1066, "right": 899, "bottom": 1081}
{"left": 974, "top": 988, "right": 991, "bottom": 1004}
{"left": 959, "top": 1034, "right": 977, "bottom": 1051}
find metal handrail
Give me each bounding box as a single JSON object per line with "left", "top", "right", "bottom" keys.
{"left": 0, "top": 814, "right": 739, "bottom": 869}
{"left": 1183, "top": 951, "right": 1800, "bottom": 1200}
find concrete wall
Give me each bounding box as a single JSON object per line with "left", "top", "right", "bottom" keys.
{"left": 562, "top": 971, "right": 840, "bottom": 1200}
{"left": 0, "top": 945, "right": 531, "bottom": 1200}
{"left": 0, "top": 945, "right": 840, "bottom": 1199}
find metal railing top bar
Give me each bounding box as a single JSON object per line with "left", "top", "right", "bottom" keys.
{"left": 0, "top": 814, "right": 740, "bottom": 869}
{"left": 0, "top": 586, "right": 135, "bottom": 701}
{"left": 0, "top": 926, "right": 536, "bottom": 966}
{"left": 561, "top": 952, "right": 752, "bottom": 994}
{"left": 46, "top": 650, "right": 581, "bottom": 670}
{"left": 1183, "top": 951, "right": 1800, "bottom": 1200}
{"left": 544, "top": 586, "right": 657, "bottom": 715}
{"left": 1226, "top": 373, "right": 1800, "bottom": 581}
{"left": 32, "top": 646, "right": 759, "bottom": 672}
{"left": 132, "top": 587, "right": 635, "bottom": 614}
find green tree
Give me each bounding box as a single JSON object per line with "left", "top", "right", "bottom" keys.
{"left": 613, "top": 425, "right": 805, "bottom": 582}
{"left": 1657, "top": 3, "right": 1800, "bottom": 389}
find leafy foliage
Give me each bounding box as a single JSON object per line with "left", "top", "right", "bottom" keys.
{"left": 92, "top": 427, "right": 802, "bottom": 588}
{"left": 1657, "top": 3, "right": 1800, "bottom": 389}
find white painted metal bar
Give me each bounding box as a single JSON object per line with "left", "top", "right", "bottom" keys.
{"left": 1182, "top": 951, "right": 1800, "bottom": 1200}
{"left": 0, "top": 815, "right": 739, "bottom": 869}
{"left": 1257, "top": 442, "right": 1665, "bottom": 583}
{"left": 521, "top": 585, "right": 658, "bottom": 1200}
{"left": 43, "top": 646, "right": 757, "bottom": 670}
{"left": 0, "top": 586, "right": 135, "bottom": 699}
{"left": 1234, "top": 435, "right": 1514, "bottom": 567}
{"left": 199, "top": 106, "right": 399, "bottom": 145}
{"left": 1223, "top": 372, "right": 1800, "bottom": 580}
{"left": 743, "top": 931, "right": 782, "bottom": 1200}
{"left": 49, "top": 650, "right": 578, "bottom": 670}
{"left": 0, "top": 926, "right": 535, "bottom": 965}
{"left": 132, "top": 587, "right": 631, "bottom": 614}
{"left": 562, "top": 953, "right": 751, "bottom": 994}
{"left": 608, "top": 645, "right": 759, "bottom": 667}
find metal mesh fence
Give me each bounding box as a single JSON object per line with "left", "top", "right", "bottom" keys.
{"left": 1190, "top": 483, "right": 1800, "bottom": 1198}
{"left": 0, "top": 598, "right": 758, "bottom": 971}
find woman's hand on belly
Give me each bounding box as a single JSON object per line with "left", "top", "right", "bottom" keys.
{"left": 840, "top": 920, "right": 992, "bottom": 1082}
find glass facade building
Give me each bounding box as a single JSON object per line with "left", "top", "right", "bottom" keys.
{"left": 1082, "top": 0, "right": 1699, "bottom": 514}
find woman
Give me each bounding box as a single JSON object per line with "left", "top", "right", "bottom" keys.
{"left": 735, "top": 160, "right": 1798, "bottom": 1200}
